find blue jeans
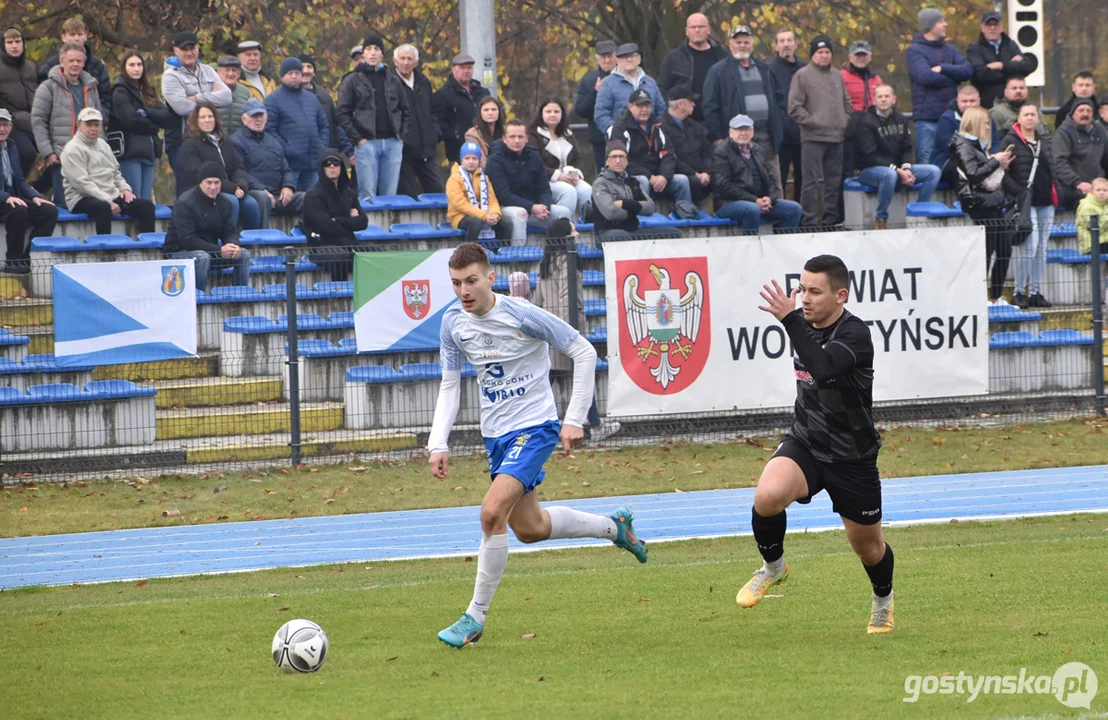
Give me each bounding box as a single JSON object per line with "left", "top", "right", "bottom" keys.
{"left": 550, "top": 179, "right": 593, "bottom": 220}
{"left": 294, "top": 169, "right": 318, "bottom": 192}
{"left": 167, "top": 248, "right": 253, "bottom": 292}
{"left": 856, "top": 164, "right": 941, "bottom": 220}
{"left": 1014, "top": 205, "right": 1054, "bottom": 296}
{"left": 914, "top": 121, "right": 939, "bottom": 165}
{"left": 354, "top": 138, "right": 403, "bottom": 202}
{"left": 119, "top": 159, "right": 156, "bottom": 200}
{"left": 633, "top": 174, "right": 692, "bottom": 204}
{"left": 221, "top": 192, "right": 262, "bottom": 230}
{"left": 716, "top": 199, "right": 803, "bottom": 233}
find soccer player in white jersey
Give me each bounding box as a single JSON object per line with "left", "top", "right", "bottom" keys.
{"left": 430, "top": 243, "right": 648, "bottom": 648}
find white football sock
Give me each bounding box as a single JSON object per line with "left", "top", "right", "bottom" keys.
{"left": 764, "top": 557, "right": 785, "bottom": 575}
{"left": 465, "top": 533, "right": 509, "bottom": 624}
{"left": 873, "top": 590, "right": 894, "bottom": 611}
{"left": 546, "top": 506, "right": 617, "bottom": 540}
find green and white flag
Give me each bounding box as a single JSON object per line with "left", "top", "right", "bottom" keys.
{"left": 353, "top": 249, "right": 457, "bottom": 352}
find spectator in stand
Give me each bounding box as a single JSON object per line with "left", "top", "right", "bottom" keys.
{"left": 1052, "top": 99, "right": 1108, "bottom": 210}
{"left": 161, "top": 31, "right": 232, "bottom": 188}
{"left": 907, "top": 8, "right": 973, "bottom": 164}
{"left": 788, "top": 35, "right": 852, "bottom": 228}
{"left": 1098, "top": 96, "right": 1108, "bottom": 130}
{"left": 215, "top": 56, "right": 251, "bottom": 137}
{"left": 608, "top": 88, "right": 692, "bottom": 205}
{"left": 264, "top": 57, "right": 328, "bottom": 191}
{"left": 61, "top": 107, "right": 155, "bottom": 235}
{"left": 349, "top": 45, "right": 363, "bottom": 73}
{"left": 446, "top": 141, "right": 512, "bottom": 247}
{"left": 302, "top": 149, "right": 368, "bottom": 281}
{"left": 1001, "top": 103, "right": 1056, "bottom": 309}
{"left": 31, "top": 42, "right": 101, "bottom": 208}
{"left": 301, "top": 55, "right": 351, "bottom": 162}
{"left": 432, "top": 53, "right": 490, "bottom": 166}
{"left": 164, "top": 161, "right": 251, "bottom": 291}
{"left": 337, "top": 34, "right": 412, "bottom": 202}
{"left": 591, "top": 140, "right": 679, "bottom": 241}
{"left": 111, "top": 51, "right": 175, "bottom": 200}
{"left": 853, "top": 85, "right": 941, "bottom": 229}
{"left": 1055, "top": 72, "right": 1097, "bottom": 126}
{"left": 464, "top": 95, "right": 503, "bottom": 169}
{"left": 658, "top": 86, "right": 713, "bottom": 204}
{"left": 485, "top": 119, "right": 573, "bottom": 244}
{"left": 967, "top": 10, "right": 1039, "bottom": 109}
{"left": 950, "top": 106, "right": 1016, "bottom": 305}
{"left": 933, "top": 84, "right": 1000, "bottom": 175}
{"left": 236, "top": 41, "right": 277, "bottom": 101}
{"left": 1076, "top": 178, "right": 1108, "bottom": 255}
{"left": 711, "top": 114, "right": 802, "bottom": 234}
{"left": 0, "top": 26, "right": 39, "bottom": 176}
{"left": 767, "top": 29, "right": 805, "bottom": 201}
{"left": 840, "top": 40, "right": 882, "bottom": 182}
{"left": 527, "top": 97, "right": 592, "bottom": 219}
{"left": 0, "top": 109, "right": 56, "bottom": 274}
{"left": 656, "top": 14, "right": 727, "bottom": 122}
{"left": 37, "top": 19, "right": 111, "bottom": 119}
{"left": 702, "top": 25, "right": 785, "bottom": 197}
{"left": 232, "top": 99, "right": 304, "bottom": 229}
{"left": 393, "top": 44, "right": 443, "bottom": 198}
{"left": 594, "top": 43, "right": 665, "bottom": 135}
{"left": 574, "top": 40, "right": 619, "bottom": 173}
{"left": 178, "top": 102, "right": 260, "bottom": 229}
{"left": 989, "top": 76, "right": 1049, "bottom": 139}
{"left": 508, "top": 272, "right": 531, "bottom": 300}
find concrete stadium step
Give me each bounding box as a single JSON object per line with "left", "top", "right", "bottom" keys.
{"left": 146, "top": 376, "right": 283, "bottom": 408}
{"left": 0, "top": 273, "right": 28, "bottom": 299}
{"left": 92, "top": 353, "right": 220, "bottom": 382}
{"left": 155, "top": 401, "right": 343, "bottom": 440}
{"left": 1037, "top": 307, "right": 1092, "bottom": 332}
{"left": 0, "top": 297, "right": 52, "bottom": 327}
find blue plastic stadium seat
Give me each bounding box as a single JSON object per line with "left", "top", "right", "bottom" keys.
{"left": 13, "top": 353, "right": 94, "bottom": 372}
{"left": 577, "top": 243, "right": 603, "bottom": 259}
{"left": 27, "top": 383, "right": 85, "bottom": 401}
{"left": 262, "top": 283, "right": 306, "bottom": 299}
{"left": 582, "top": 270, "right": 604, "bottom": 286}
{"left": 239, "top": 229, "right": 295, "bottom": 245}
{"left": 1050, "top": 222, "right": 1077, "bottom": 238}
{"left": 328, "top": 311, "right": 354, "bottom": 326}
{"left": 369, "top": 194, "right": 424, "bottom": 210}
{"left": 906, "top": 202, "right": 965, "bottom": 218}
{"left": 596, "top": 357, "right": 609, "bottom": 372}
{"left": 0, "top": 358, "right": 20, "bottom": 373}
{"left": 208, "top": 286, "right": 267, "bottom": 303}
{"left": 988, "top": 305, "right": 1041, "bottom": 323}
{"left": 489, "top": 245, "right": 543, "bottom": 262}
{"left": 843, "top": 178, "right": 874, "bottom": 192}
{"left": 574, "top": 222, "right": 595, "bottom": 232}
{"left": 989, "top": 331, "right": 1037, "bottom": 349}
{"left": 418, "top": 193, "right": 449, "bottom": 208}
{"left": 461, "top": 362, "right": 478, "bottom": 378}
{"left": 584, "top": 298, "right": 606, "bottom": 316}
{"left": 56, "top": 209, "right": 90, "bottom": 222}
{"left": 249, "top": 255, "right": 284, "bottom": 273}
{"left": 435, "top": 221, "right": 468, "bottom": 237}
{"left": 492, "top": 272, "right": 538, "bottom": 292}
{"left": 399, "top": 362, "right": 442, "bottom": 380}
{"left": 154, "top": 204, "right": 173, "bottom": 220}
{"left": 346, "top": 366, "right": 403, "bottom": 384}
{"left": 277, "top": 313, "right": 328, "bottom": 330}
{"left": 312, "top": 281, "right": 354, "bottom": 298}
{"left": 586, "top": 327, "right": 608, "bottom": 343}
{"left": 134, "top": 232, "right": 167, "bottom": 248}
{"left": 389, "top": 222, "right": 459, "bottom": 239}
{"left": 0, "top": 329, "right": 30, "bottom": 347}
{"left": 83, "top": 379, "right": 157, "bottom": 399}
{"left": 355, "top": 225, "right": 393, "bottom": 242}
{"left": 290, "top": 339, "right": 347, "bottom": 358}
{"left": 672, "top": 211, "right": 734, "bottom": 227}
{"left": 30, "top": 236, "right": 84, "bottom": 252}
{"left": 1037, "top": 329, "right": 1094, "bottom": 346}
{"left": 638, "top": 213, "right": 681, "bottom": 228}
{"left": 0, "top": 387, "right": 26, "bottom": 405}
{"left": 223, "top": 316, "right": 279, "bottom": 334}
{"left": 82, "top": 234, "right": 142, "bottom": 250}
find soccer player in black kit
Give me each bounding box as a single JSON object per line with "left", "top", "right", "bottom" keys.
{"left": 738, "top": 254, "right": 894, "bottom": 633}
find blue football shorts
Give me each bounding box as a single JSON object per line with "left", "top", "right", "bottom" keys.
{"left": 483, "top": 420, "right": 561, "bottom": 493}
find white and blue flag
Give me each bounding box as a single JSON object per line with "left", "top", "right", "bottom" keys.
{"left": 53, "top": 260, "right": 198, "bottom": 367}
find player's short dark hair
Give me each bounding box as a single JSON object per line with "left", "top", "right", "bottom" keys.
{"left": 449, "top": 242, "right": 491, "bottom": 271}
{"left": 804, "top": 254, "right": 850, "bottom": 291}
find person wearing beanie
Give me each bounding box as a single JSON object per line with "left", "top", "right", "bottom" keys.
{"left": 165, "top": 159, "right": 252, "bottom": 291}
{"left": 906, "top": 8, "right": 972, "bottom": 164}
{"left": 1051, "top": 98, "right": 1108, "bottom": 210}
{"left": 236, "top": 40, "right": 277, "bottom": 101}
{"left": 264, "top": 57, "right": 330, "bottom": 190}
{"left": 446, "top": 141, "right": 511, "bottom": 247}
{"left": 788, "top": 35, "right": 852, "bottom": 227}
{"left": 337, "top": 34, "right": 413, "bottom": 202}
{"left": 301, "top": 148, "right": 368, "bottom": 281}
{"left": 0, "top": 25, "right": 41, "bottom": 176}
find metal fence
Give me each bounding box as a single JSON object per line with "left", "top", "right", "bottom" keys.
{"left": 0, "top": 211, "right": 1103, "bottom": 480}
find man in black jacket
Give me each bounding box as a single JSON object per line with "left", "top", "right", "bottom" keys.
{"left": 712, "top": 114, "right": 801, "bottom": 233}
{"left": 609, "top": 89, "right": 692, "bottom": 204}
{"left": 1055, "top": 72, "right": 1098, "bottom": 126}
{"left": 966, "top": 11, "right": 1039, "bottom": 109}
{"left": 432, "top": 53, "right": 491, "bottom": 166}
{"left": 0, "top": 109, "right": 57, "bottom": 273}
{"left": 656, "top": 14, "right": 728, "bottom": 123}
{"left": 658, "top": 86, "right": 713, "bottom": 203}
{"left": 574, "top": 40, "right": 618, "bottom": 174}
{"left": 336, "top": 33, "right": 412, "bottom": 203}
{"left": 853, "top": 85, "right": 941, "bottom": 228}
{"left": 768, "top": 29, "right": 805, "bottom": 201}
{"left": 37, "top": 18, "right": 111, "bottom": 121}
{"left": 393, "top": 44, "right": 444, "bottom": 198}
{"left": 485, "top": 120, "right": 572, "bottom": 243}
{"left": 164, "top": 161, "right": 251, "bottom": 291}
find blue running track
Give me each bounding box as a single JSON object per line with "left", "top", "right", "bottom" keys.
{"left": 1, "top": 465, "right": 1106, "bottom": 589}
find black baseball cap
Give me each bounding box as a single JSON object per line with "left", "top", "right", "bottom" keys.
{"left": 666, "top": 86, "right": 699, "bottom": 102}
{"left": 982, "top": 10, "right": 1002, "bottom": 23}
{"left": 172, "top": 31, "right": 198, "bottom": 48}
{"left": 629, "top": 88, "right": 653, "bottom": 105}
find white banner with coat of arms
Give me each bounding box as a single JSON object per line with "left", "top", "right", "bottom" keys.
{"left": 603, "top": 228, "right": 988, "bottom": 417}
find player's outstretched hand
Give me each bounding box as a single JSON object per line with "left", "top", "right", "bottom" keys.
{"left": 560, "top": 424, "right": 584, "bottom": 452}
{"left": 429, "top": 451, "right": 450, "bottom": 479}
{"left": 758, "top": 279, "right": 799, "bottom": 321}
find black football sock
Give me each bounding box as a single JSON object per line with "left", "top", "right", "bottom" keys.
{"left": 863, "top": 543, "right": 894, "bottom": 598}
{"left": 751, "top": 507, "right": 787, "bottom": 563}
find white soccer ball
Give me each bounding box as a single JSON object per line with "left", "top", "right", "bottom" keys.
{"left": 272, "top": 619, "right": 329, "bottom": 673}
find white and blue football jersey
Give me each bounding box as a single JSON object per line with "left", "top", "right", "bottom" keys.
{"left": 440, "top": 294, "right": 580, "bottom": 439}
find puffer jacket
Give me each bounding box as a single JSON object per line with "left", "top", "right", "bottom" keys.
{"left": 264, "top": 84, "right": 329, "bottom": 172}
{"left": 591, "top": 166, "right": 654, "bottom": 233}
{"left": 38, "top": 41, "right": 112, "bottom": 118}
{"left": 594, "top": 67, "right": 665, "bottom": 134}
{"left": 218, "top": 82, "right": 252, "bottom": 138}
{"left": 60, "top": 131, "right": 129, "bottom": 208}
{"left": 31, "top": 67, "right": 101, "bottom": 157}
{"left": 0, "top": 29, "right": 37, "bottom": 133}
{"left": 231, "top": 126, "right": 296, "bottom": 193}
{"left": 176, "top": 133, "right": 251, "bottom": 197}
{"left": 906, "top": 35, "right": 973, "bottom": 122}
{"left": 301, "top": 148, "right": 368, "bottom": 243}
{"left": 711, "top": 139, "right": 777, "bottom": 205}
{"left": 1000, "top": 124, "right": 1056, "bottom": 208}
{"left": 335, "top": 63, "right": 411, "bottom": 145}
{"left": 110, "top": 78, "right": 175, "bottom": 163}
{"left": 841, "top": 63, "right": 883, "bottom": 113}
{"left": 446, "top": 163, "right": 502, "bottom": 227}
{"left": 609, "top": 108, "right": 675, "bottom": 180}
{"left": 949, "top": 132, "right": 1004, "bottom": 211}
